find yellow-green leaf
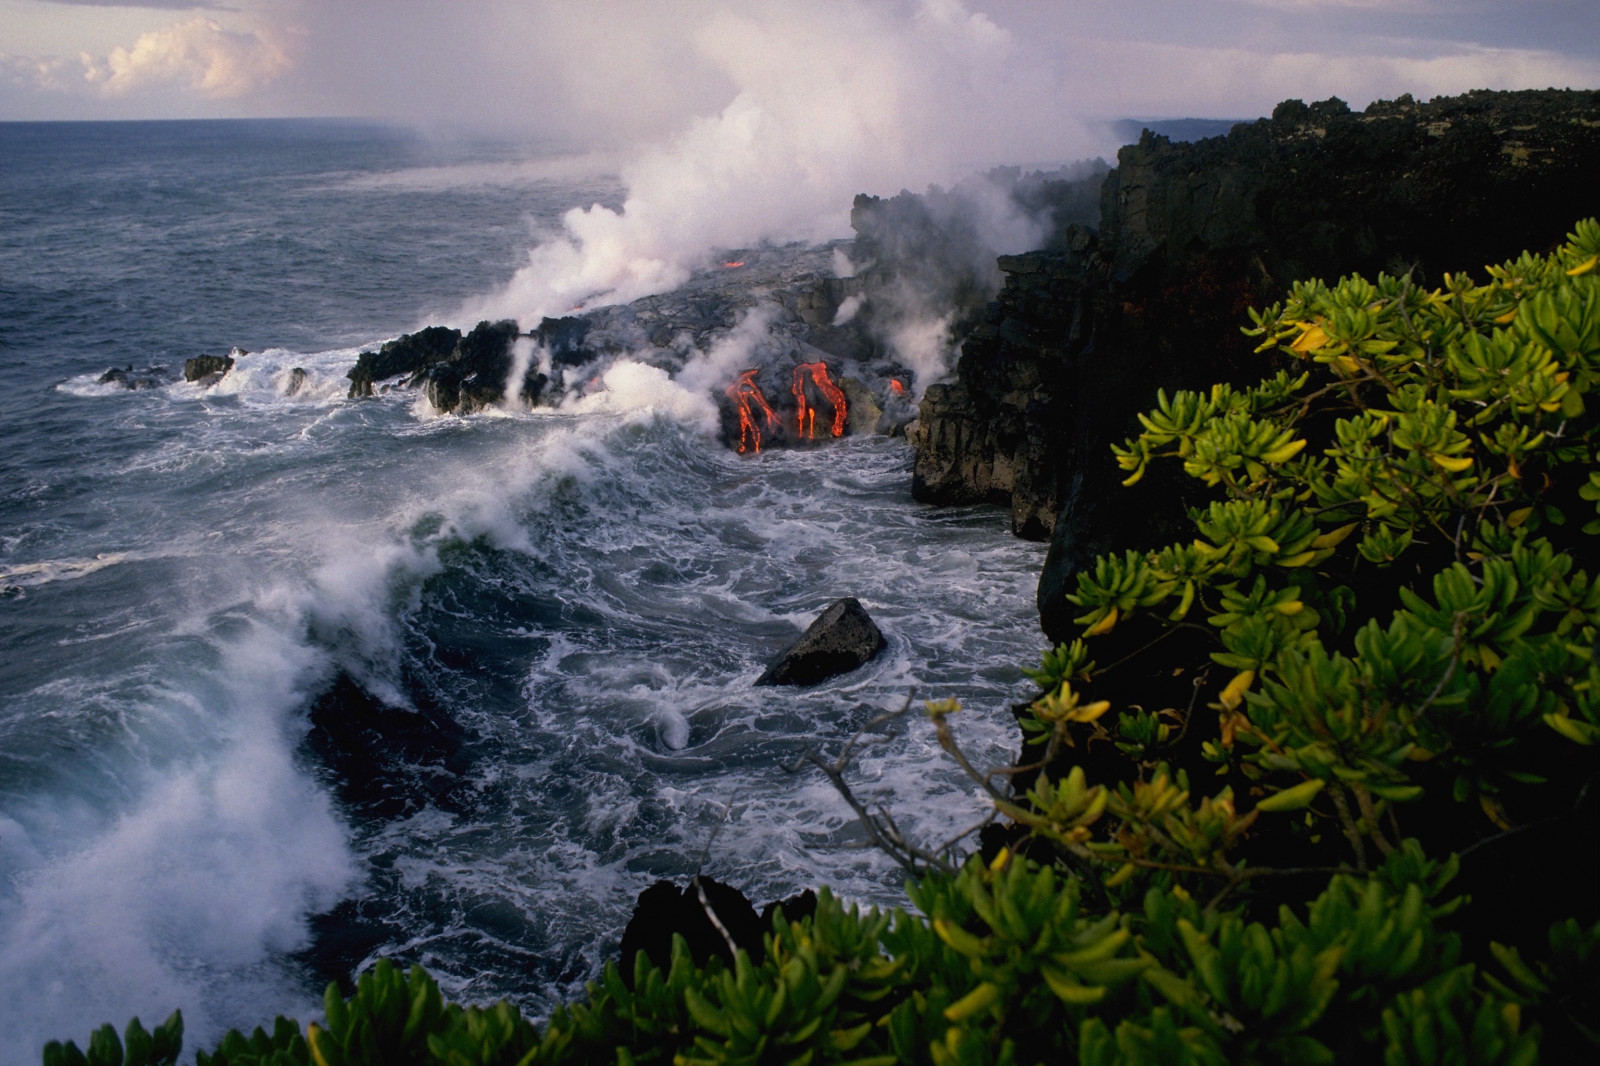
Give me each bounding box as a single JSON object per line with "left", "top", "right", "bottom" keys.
{"left": 1256, "top": 779, "right": 1327, "bottom": 812}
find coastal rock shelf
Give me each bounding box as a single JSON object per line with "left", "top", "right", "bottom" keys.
{"left": 901, "top": 88, "right": 1600, "bottom": 643}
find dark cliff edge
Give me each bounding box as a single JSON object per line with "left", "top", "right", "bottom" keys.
{"left": 907, "top": 88, "right": 1600, "bottom": 644}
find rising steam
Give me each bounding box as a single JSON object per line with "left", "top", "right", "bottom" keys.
{"left": 459, "top": 1, "right": 1096, "bottom": 329}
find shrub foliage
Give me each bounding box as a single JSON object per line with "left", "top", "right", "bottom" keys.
{"left": 46, "top": 224, "right": 1600, "bottom": 1064}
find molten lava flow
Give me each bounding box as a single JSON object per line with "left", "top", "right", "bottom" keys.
{"left": 889, "top": 378, "right": 906, "bottom": 395}
{"left": 792, "top": 362, "right": 848, "bottom": 440}
{"left": 725, "top": 369, "right": 777, "bottom": 454}
{"left": 722, "top": 260, "right": 746, "bottom": 268}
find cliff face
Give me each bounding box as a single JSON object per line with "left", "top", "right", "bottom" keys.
{"left": 906, "top": 88, "right": 1600, "bottom": 643}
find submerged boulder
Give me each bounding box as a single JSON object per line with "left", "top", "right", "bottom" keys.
{"left": 302, "top": 672, "right": 470, "bottom": 819}
{"left": 756, "top": 597, "right": 887, "bottom": 687}
{"left": 98, "top": 364, "right": 172, "bottom": 390}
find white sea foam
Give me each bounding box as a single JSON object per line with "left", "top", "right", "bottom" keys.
{"left": 0, "top": 616, "right": 358, "bottom": 1062}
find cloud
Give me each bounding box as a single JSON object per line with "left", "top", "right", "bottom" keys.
{"left": 80, "top": 16, "right": 294, "bottom": 99}
{"left": 0, "top": 53, "right": 79, "bottom": 93}
{"left": 37, "top": 0, "right": 236, "bottom": 9}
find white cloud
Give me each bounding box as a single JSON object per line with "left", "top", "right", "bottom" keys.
{"left": 79, "top": 16, "right": 294, "bottom": 99}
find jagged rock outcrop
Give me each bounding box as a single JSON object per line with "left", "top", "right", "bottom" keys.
{"left": 755, "top": 597, "right": 887, "bottom": 687}
{"left": 615, "top": 879, "right": 818, "bottom": 988}
{"left": 419, "top": 319, "right": 528, "bottom": 414}
{"left": 98, "top": 365, "right": 173, "bottom": 390}
{"left": 347, "top": 325, "right": 460, "bottom": 398}
{"left": 904, "top": 88, "right": 1600, "bottom": 644}
{"left": 346, "top": 320, "right": 544, "bottom": 413}
{"left": 184, "top": 351, "right": 236, "bottom": 384}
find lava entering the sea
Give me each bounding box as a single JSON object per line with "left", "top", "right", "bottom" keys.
{"left": 726, "top": 369, "right": 778, "bottom": 454}
{"left": 792, "top": 362, "right": 848, "bottom": 440}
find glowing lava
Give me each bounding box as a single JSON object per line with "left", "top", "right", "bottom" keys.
{"left": 889, "top": 378, "right": 906, "bottom": 395}
{"left": 792, "top": 362, "right": 848, "bottom": 440}
{"left": 726, "top": 369, "right": 778, "bottom": 454}
{"left": 722, "top": 260, "right": 746, "bottom": 268}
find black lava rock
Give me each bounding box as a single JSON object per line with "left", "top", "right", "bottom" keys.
{"left": 616, "top": 876, "right": 765, "bottom": 985}
{"left": 756, "top": 597, "right": 887, "bottom": 687}
{"left": 183, "top": 352, "right": 235, "bottom": 383}
{"left": 347, "top": 326, "right": 461, "bottom": 398}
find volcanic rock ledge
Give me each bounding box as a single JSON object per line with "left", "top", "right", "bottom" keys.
{"left": 904, "top": 88, "right": 1600, "bottom": 644}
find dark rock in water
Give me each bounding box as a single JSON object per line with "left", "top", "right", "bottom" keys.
{"left": 756, "top": 597, "right": 886, "bottom": 687}
{"left": 347, "top": 325, "right": 461, "bottom": 398}
{"left": 617, "top": 877, "right": 817, "bottom": 986}
{"left": 302, "top": 672, "right": 470, "bottom": 819}
{"left": 518, "top": 370, "right": 549, "bottom": 407}
{"left": 438, "top": 319, "right": 519, "bottom": 414}
{"left": 284, "top": 367, "right": 308, "bottom": 396}
{"left": 183, "top": 352, "right": 235, "bottom": 383}
{"left": 531, "top": 315, "right": 593, "bottom": 367}
{"left": 348, "top": 320, "right": 522, "bottom": 413}
{"left": 98, "top": 364, "right": 171, "bottom": 390}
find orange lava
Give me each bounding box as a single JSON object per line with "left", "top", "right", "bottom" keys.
{"left": 889, "top": 378, "right": 906, "bottom": 394}
{"left": 792, "top": 362, "right": 848, "bottom": 440}
{"left": 722, "top": 260, "right": 746, "bottom": 268}
{"left": 725, "top": 369, "right": 777, "bottom": 454}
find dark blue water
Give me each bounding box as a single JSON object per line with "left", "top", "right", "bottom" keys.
{"left": 0, "top": 120, "right": 1046, "bottom": 1061}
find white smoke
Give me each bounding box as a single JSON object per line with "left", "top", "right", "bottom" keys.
{"left": 458, "top": 0, "right": 1094, "bottom": 327}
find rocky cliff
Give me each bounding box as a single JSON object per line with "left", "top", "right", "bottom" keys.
{"left": 906, "top": 88, "right": 1600, "bottom": 643}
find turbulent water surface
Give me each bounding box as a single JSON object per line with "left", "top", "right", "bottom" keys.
{"left": 0, "top": 120, "right": 1047, "bottom": 1060}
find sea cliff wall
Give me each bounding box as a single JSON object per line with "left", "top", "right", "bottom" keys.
{"left": 907, "top": 88, "right": 1600, "bottom": 643}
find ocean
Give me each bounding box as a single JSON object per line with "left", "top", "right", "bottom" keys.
{"left": 0, "top": 119, "right": 1047, "bottom": 1061}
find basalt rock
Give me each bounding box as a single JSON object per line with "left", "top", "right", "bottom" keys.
{"left": 530, "top": 315, "right": 593, "bottom": 367}
{"left": 346, "top": 320, "right": 537, "bottom": 414}
{"left": 756, "top": 597, "right": 887, "bottom": 687}
{"left": 301, "top": 672, "right": 471, "bottom": 820}
{"left": 347, "top": 325, "right": 461, "bottom": 398}
{"left": 184, "top": 352, "right": 235, "bottom": 384}
{"left": 901, "top": 88, "right": 1600, "bottom": 644}
{"left": 284, "top": 367, "right": 308, "bottom": 397}
{"left": 616, "top": 877, "right": 765, "bottom": 985}
{"left": 417, "top": 319, "right": 521, "bottom": 414}
{"left": 98, "top": 365, "right": 172, "bottom": 390}
{"left": 615, "top": 878, "right": 818, "bottom": 988}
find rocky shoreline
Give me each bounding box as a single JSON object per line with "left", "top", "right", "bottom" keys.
{"left": 123, "top": 88, "right": 1600, "bottom": 654}
{"left": 907, "top": 88, "right": 1600, "bottom": 643}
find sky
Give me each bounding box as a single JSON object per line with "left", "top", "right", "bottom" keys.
{"left": 5, "top": 0, "right": 1598, "bottom": 324}
{"left": 3, "top": 0, "right": 1597, "bottom": 141}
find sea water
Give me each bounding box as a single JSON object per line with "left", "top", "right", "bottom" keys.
{"left": 0, "top": 120, "right": 1047, "bottom": 1060}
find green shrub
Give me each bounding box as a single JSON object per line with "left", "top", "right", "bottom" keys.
{"left": 48, "top": 224, "right": 1600, "bottom": 1064}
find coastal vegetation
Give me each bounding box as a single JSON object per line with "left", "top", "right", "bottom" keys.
{"left": 43, "top": 224, "right": 1600, "bottom": 1064}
